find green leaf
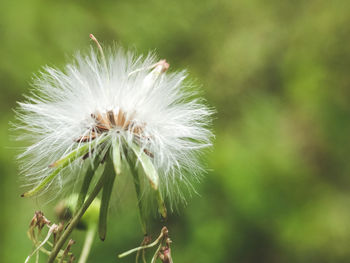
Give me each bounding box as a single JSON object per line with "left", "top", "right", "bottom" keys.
{"left": 98, "top": 157, "right": 116, "bottom": 241}
{"left": 130, "top": 143, "right": 159, "bottom": 190}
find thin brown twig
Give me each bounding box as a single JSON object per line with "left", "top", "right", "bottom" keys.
{"left": 59, "top": 239, "right": 75, "bottom": 263}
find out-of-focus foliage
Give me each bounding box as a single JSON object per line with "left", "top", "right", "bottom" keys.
{"left": 1, "top": 0, "right": 350, "bottom": 262}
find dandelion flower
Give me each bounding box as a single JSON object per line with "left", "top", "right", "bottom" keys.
{"left": 15, "top": 35, "right": 213, "bottom": 215}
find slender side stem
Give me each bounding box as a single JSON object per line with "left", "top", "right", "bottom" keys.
{"left": 78, "top": 225, "right": 96, "bottom": 263}
{"left": 150, "top": 243, "right": 162, "bottom": 263}
{"left": 118, "top": 227, "right": 166, "bottom": 258}
{"left": 47, "top": 171, "right": 108, "bottom": 263}
{"left": 25, "top": 224, "right": 57, "bottom": 263}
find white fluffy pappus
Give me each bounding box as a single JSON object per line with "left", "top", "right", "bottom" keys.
{"left": 14, "top": 42, "right": 213, "bottom": 210}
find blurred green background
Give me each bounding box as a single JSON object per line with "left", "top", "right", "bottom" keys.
{"left": 1, "top": 0, "right": 350, "bottom": 262}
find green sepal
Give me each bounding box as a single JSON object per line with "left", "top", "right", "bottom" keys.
{"left": 76, "top": 157, "right": 102, "bottom": 211}
{"left": 98, "top": 156, "right": 116, "bottom": 241}
{"left": 21, "top": 163, "right": 66, "bottom": 197}
{"left": 156, "top": 188, "right": 167, "bottom": 219}
{"left": 130, "top": 142, "right": 167, "bottom": 219}
{"left": 50, "top": 135, "right": 109, "bottom": 168}
{"left": 112, "top": 137, "right": 122, "bottom": 175}
{"left": 21, "top": 135, "right": 108, "bottom": 198}
{"left": 127, "top": 159, "right": 148, "bottom": 235}
{"left": 130, "top": 143, "right": 159, "bottom": 189}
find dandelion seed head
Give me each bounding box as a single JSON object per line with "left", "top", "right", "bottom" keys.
{"left": 15, "top": 42, "right": 213, "bottom": 209}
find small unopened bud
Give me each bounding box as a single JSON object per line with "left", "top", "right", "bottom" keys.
{"left": 55, "top": 201, "right": 73, "bottom": 222}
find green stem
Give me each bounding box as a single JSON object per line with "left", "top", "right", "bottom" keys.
{"left": 78, "top": 225, "right": 96, "bottom": 263}
{"left": 47, "top": 170, "right": 108, "bottom": 263}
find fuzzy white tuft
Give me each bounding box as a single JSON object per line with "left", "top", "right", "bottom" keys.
{"left": 15, "top": 45, "right": 213, "bottom": 208}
